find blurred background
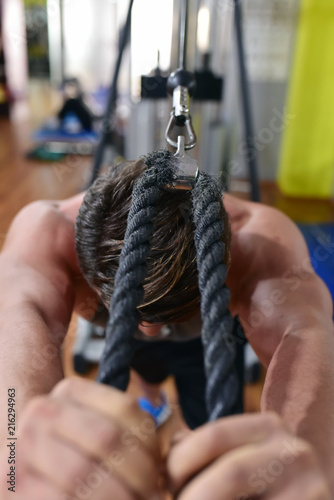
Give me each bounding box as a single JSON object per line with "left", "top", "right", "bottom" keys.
{"left": 1, "top": 0, "right": 334, "bottom": 409}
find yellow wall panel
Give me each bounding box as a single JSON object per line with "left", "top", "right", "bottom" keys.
{"left": 278, "top": 0, "right": 334, "bottom": 198}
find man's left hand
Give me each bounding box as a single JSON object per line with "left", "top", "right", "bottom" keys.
{"left": 167, "top": 412, "right": 331, "bottom": 499}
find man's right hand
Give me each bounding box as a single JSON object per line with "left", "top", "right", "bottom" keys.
{"left": 2, "top": 378, "right": 162, "bottom": 500}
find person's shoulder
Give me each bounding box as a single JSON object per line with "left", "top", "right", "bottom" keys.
{"left": 8, "top": 200, "right": 73, "bottom": 241}
{"left": 16, "top": 199, "right": 66, "bottom": 220}
{"left": 225, "top": 194, "right": 311, "bottom": 292}
{"left": 2, "top": 198, "right": 82, "bottom": 269}
{"left": 8, "top": 192, "right": 86, "bottom": 240}
{"left": 223, "top": 193, "right": 299, "bottom": 240}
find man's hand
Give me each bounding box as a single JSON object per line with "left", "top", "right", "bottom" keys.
{"left": 167, "top": 412, "right": 331, "bottom": 500}
{"left": 4, "top": 378, "right": 162, "bottom": 500}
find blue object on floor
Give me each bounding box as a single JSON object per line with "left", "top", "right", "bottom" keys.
{"left": 298, "top": 223, "right": 334, "bottom": 300}
{"left": 138, "top": 392, "right": 171, "bottom": 427}
{"left": 33, "top": 126, "right": 99, "bottom": 143}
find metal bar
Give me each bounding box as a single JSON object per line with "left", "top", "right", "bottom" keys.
{"left": 89, "top": 0, "right": 134, "bottom": 186}
{"left": 233, "top": 0, "right": 260, "bottom": 202}
{"left": 179, "top": 0, "right": 188, "bottom": 69}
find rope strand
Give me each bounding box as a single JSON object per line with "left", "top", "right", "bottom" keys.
{"left": 97, "top": 151, "right": 176, "bottom": 388}
{"left": 192, "top": 172, "right": 238, "bottom": 420}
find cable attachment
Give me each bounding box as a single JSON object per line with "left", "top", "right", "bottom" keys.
{"left": 165, "top": 69, "right": 197, "bottom": 150}
{"left": 166, "top": 135, "right": 199, "bottom": 191}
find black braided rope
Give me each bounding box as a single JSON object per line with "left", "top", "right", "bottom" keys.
{"left": 98, "top": 152, "right": 238, "bottom": 420}
{"left": 97, "top": 151, "right": 176, "bottom": 389}
{"left": 192, "top": 172, "right": 238, "bottom": 420}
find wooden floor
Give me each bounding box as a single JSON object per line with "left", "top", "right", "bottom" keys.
{"left": 1, "top": 81, "right": 334, "bottom": 416}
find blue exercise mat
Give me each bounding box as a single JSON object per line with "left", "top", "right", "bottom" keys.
{"left": 298, "top": 223, "right": 334, "bottom": 301}
{"left": 33, "top": 127, "right": 99, "bottom": 143}
{"left": 33, "top": 113, "right": 100, "bottom": 144}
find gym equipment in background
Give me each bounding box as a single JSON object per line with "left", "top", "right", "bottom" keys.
{"left": 224, "top": 0, "right": 300, "bottom": 184}
{"left": 89, "top": 0, "right": 134, "bottom": 185}
{"left": 232, "top": 0, "right": 260, "bottom": 201}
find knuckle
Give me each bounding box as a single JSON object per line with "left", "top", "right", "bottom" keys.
{"left": 20, "top": 397, "right": 62, "bottom": 454}
{"left": 260, "top": 411, "right": 285, "bottom": 434}
{"left": 24, "top": 396, "right": 47, "bottom": 418}
{"left": 95, "top": 423, "right": 120, "bottom": 453}
{"left": 24, "top": 395, "right": 60, "bottom": 420}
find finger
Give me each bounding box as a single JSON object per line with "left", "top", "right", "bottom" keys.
{"left": 22, "top": 430, "right": 92, "bottom": 495}
{"left": 17, "top": 470, "right": 66, "bottom": 500}
{"left": 87, "top": 428, "right": 161, "bottom": 499}
{"left": 111, "top": 447, "right": 161, "bottom": 499}
{"left": 24, "top": 427, "right": 160, "bottom": 500}
{"left": 51, "top": 377, "right": 159, "bottom": 457}
{"left": 25, "top": 399, "right": 161, "bottom": 499}
{"left": 51, "top": 377, "right": 144, "bottom": 423}
{"left": 168, "top": 412, "right": 286, "bottom": 492}
{"left": 72, "top": 473, "right": 145, "bottom": 500}
{"left": 176, "top": 437, "right": 314, "bottom": 500}
{"left": 269, "top": 474, "right": 331, "bottom": 500}
{"left": 19, "top": 465, "right": 147, "bottom": 500}
{"left": 42, "top": 393, "right": 148, "bottom": 466}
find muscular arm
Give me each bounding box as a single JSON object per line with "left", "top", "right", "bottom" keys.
{"left": 226, "top": 196, "right": 334, "bottom": 485}
{"left": 0, "top": 196, "right": 97, "bottom": 448}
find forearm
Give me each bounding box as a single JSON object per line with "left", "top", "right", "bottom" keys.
{"left": 261, "top": 323, "right": 334, "bottom": 487}
{"left": 0, "top": 249, "right": 74, "bottom": 428}
{"left": 0, "top": 303, "right": 65, "bottom": 448}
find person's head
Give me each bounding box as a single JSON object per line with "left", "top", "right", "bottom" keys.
{"left": 75, "top": 154, "right": 231, "bottom": 324}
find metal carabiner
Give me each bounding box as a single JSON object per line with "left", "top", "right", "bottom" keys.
{"left": 166, "top": 135, "right": 199, "bottom": 191}
{"left": 165, "top": 85, "right": 197, "bottom": 150}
